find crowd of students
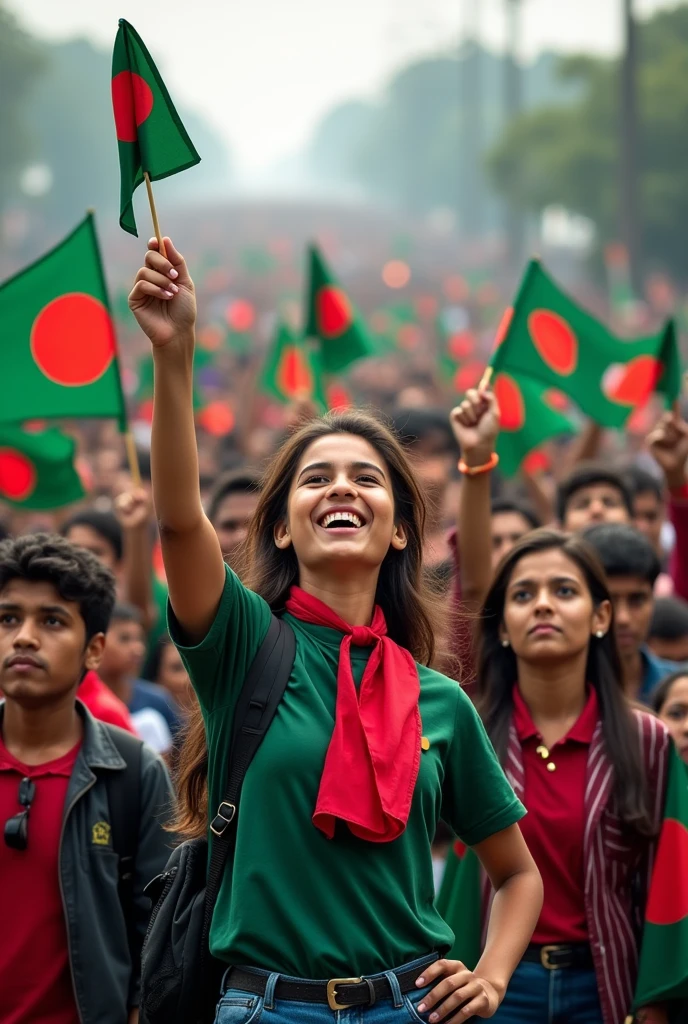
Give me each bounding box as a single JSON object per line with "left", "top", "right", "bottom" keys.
{"left": 0, "top": 235, "right": 687, "bottom": 1024}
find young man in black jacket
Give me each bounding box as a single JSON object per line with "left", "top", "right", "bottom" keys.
{"left": 0, "top": 533, "right": 175, "bottom": 1024}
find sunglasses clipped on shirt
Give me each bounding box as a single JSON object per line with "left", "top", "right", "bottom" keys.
{"left": 4, "top": 777, "right": 35, "bottom": 851}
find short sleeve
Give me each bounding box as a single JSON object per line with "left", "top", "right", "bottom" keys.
{"left": 442, "top": 687, "right": 525, "bottom": 847}
{"left": 168, "top": 563, "right": 271, "bottom": 712}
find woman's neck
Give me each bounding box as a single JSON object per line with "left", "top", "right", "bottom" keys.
{"left": 516, "top": 653, "right": 588, "bottom": 739}
{"left": 297, "top": 567, "right": 379, "bottom": 626}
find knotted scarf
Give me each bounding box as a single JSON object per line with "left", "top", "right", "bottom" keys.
{"left": 285, "top": 586, "right": 421, "bottom": 842}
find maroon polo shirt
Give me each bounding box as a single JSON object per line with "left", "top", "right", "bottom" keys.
{"left": 513, "top": 684, "right": 599, "bottom": 945}
{"left": 0, "top": 735, "right": 81, "bottom": 1024}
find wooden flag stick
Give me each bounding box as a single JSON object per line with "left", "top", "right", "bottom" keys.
{"left": 479, "top": 365, "right": 494, "bottom": 392}
{"left": 144, "top": 171, "right": 167, "bottom": 257}
{"left": 124, "top": 430, "right": 142, "bottom": 489}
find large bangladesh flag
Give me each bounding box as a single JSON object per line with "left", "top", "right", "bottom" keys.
{"left": 0, "top": 213, "right": 126, "bottom": 429}
{"left": 489, "top": 260, "right": 681, "bottom": 474}
{"left": 0, "top": 426, "right": 84, "bottom": 510}
{"left": 633, "top": 751, "right": 688, "bottom": 1011}
{"left": 436, "top": 841, "right": 483, "bottom": 970}
{"left": 112, "top": 19, "right": 201, "bottom": 236}
{"left": 304, "top": 245, "right": 374, "bottom": 374}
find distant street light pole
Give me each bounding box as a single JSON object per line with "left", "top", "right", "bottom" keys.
{"left": 504, "top": 0, "right": 525, "bottom": 267}
{"left": 620, "top": 0, "right": 642, "bottom": 295}
{"left": 461, "top": 0, "right": 483, "bottom": 237}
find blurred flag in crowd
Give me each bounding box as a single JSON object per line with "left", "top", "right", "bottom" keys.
{"left": 489, "top": 259, "right": 681, "bottom": 474}
{"left": 304, "top": 245, "right": 374, "bottom": 373}
{"left": 0, "top": 213, "right": 126, "bottom": 429}
{"left": 633, "top": 749, "right": 688, "bottom": 1011}
{"left": 0, "top": 426, "right": 85, "bottom": 509}
{"left": 111, "top": 19, "right": 201, "bottom": 236}
{"left": 259, "top": 320, "right": 326, "bottom": 408}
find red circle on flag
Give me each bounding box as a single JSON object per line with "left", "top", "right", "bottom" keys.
{"left": 646, "top": 819, "right": 688, "bottom": 925}
{"left": 0, "top": 449, "right": 37, "bottom": 501}
{"left": 112, "top": 71, "right": 154, "bottom": 143}
{"left": 522, "top": 449, "right": 551, "bottom": 475}
{"left": 278, "top": 346, "right": 313, "bottom": 398}
{"left": 494, "top": 373, "right": 525, "bottom": 432}
{"left": 327, "top": 384, "right": 352, "bottom": 410}
{"left": 454, "top": 361, "right": 485, "bottom": 392}
{"left": 603, "top": 355, "right": 663, "bottom": 406}
{"left": 31, "top": 293, "right": 116, "bottom": 386}
{"left": 316, "top": 286, "right": 353, "bottom": 339}
{"left": 197, "top": 401, "right": 235, "bottom": 437}
{"left": 528, "top": 309, "right": 579, "bottom": 376}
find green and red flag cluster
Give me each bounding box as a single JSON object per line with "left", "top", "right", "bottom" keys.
{"left": 259, "top": 321, "right": 326, "bottom": 408}
{"left": 489, "top": 259, "right": 682, "bottom": 475}
{"left": 111, "top": 19, "right": 200, "bottom": 236}
{"left": 305, "top": 245, "right": 374, "bottom": 373}
{"left": 633, "top": 752, "right": 688, "bottom": 1010}
{"left": 0, "top": 213, "right": 126, "bottom": 429}
{"left": 435, "top": 841, "right": 482, "bottom": 969}
{"left": 0, "top": 426, "right": 84, "bottom": 510}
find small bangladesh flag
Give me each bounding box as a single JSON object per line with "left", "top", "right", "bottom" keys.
{"left": 491, "top": 259, "right": 681, "bottom": 429}
{"left": 633, "top": 750, "right": 688, "bottom": 1011}
{"left": 259, "top": 321, "right": 326, "bottom": 408}
{"left": 304, "top": 245, "right": 374, "bottom": 374}
{"left": 494, "top": 374, "right": 575, "bottom": 477}
{"left": 0, "top": 426, "right": 84, "bottom": 510}
{"left": 112, "top": 19, "right": 201, "bottom": 236}
{"left": 436, "top": 840, "right": 483, "bottom": 970}
{"left": 0, "top": 213, "right": 126, "bottom": 429}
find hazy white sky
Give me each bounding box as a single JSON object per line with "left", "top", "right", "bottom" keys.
{"left": 6, "top": 0, "right": 674, "bottom": 173}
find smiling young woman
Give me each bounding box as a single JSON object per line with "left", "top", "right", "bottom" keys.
{"left": 128, "top": 237, "right": 543, "bottom": 1024}
{"left": 463, "top": 530, "right": 673, "bottom": 1024}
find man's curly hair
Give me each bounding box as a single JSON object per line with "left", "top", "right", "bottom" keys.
{"left": 0, "top": 533, "right": 116, "bottom": 640}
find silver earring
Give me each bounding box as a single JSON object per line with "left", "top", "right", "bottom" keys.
{"left": 595, "top": 630, "right": 605, "bottom": 639}
{"left": 501, "top": 638, "right": 510, "bottom": 648}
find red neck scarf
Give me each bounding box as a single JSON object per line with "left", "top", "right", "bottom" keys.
{"left": 285, "top": 586, "right": 421, "bottom": 843}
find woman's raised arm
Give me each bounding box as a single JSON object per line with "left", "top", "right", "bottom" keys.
{"left": 129, "top": 237, "right": 226, "bottom": 643}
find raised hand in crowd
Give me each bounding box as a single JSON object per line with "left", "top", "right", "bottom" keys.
{"left": 648, "top": 408, "right": 688, "bottom": 603}
{"left": 450, "top": 387, "right": 501, "bottom": 607}
{"left": 129, "top": 236, "right": 196, "bottom": 350}
{"left": 130, "top": 238, "right": 225, "bottom": 645}
{"left": 114, "top": 487, "right": 158, "bottom": 632}
{"left": 647, "top": 408, "right": 688, "bottom": 491}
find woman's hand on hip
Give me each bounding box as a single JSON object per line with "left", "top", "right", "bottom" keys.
{"left": 415, "top": 958, "right": 502, "bottom": 1021}
{"left": 129, "top": 236, "right": 196, "bottom": 350}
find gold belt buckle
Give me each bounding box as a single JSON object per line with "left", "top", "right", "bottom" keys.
{"left": 540, "top": 945, "right": 563, "bottom": 971}
{"left": 326, "top": 977, "right": 363, "bottom": 1012}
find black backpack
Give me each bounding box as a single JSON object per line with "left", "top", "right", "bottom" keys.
{"left": 139, "top": 615, "right": 296, "bottom": 1024}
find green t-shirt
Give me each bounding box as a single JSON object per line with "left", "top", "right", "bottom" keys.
{"left": 170, "top": 566, "right": 524, "bottom": 978}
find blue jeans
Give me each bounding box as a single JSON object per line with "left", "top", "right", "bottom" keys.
{"left": 492, "top": 960, "right": 603, "bottom": 1024}
{"left": 214, "top": 954, "right": 437, "bottom": 1023}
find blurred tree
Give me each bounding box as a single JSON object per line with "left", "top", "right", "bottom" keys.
{"left": 307, "top": 100, "right": 376, "bottom": 186}
{"left": 305, "top": 45, "right": 579, "bottom": 233}
{"left": 488, "top": 5, "right": 688, "bottom": 279}
{"left": 0, "top": 3, "right": 46, "bottom": 213}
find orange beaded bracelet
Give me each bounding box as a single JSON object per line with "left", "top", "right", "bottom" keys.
{"left": 457, "top": 452, "right": 499, "bottom": 476}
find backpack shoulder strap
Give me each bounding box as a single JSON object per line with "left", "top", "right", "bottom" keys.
{"left": 203, "top": 615, "right": 296, "bottom": 932}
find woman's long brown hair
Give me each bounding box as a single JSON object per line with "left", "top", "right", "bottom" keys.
{"left": 173, "top": 409, "right": 448, "bottom": 839}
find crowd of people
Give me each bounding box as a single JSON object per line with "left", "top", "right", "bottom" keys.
{"left": 0, "top": 232, "right": 687, "bottom": 1024}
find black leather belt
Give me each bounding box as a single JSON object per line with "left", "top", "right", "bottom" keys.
{"left": 522, "top": 943, "right": 594, "bottom": 971}
{"left": 226, "top": 956, "right": 438, "bottom": 1012}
